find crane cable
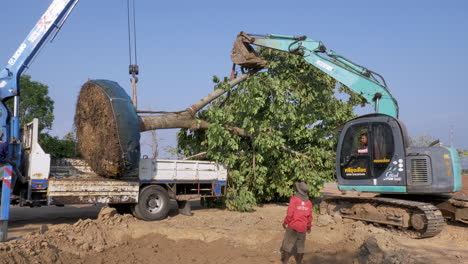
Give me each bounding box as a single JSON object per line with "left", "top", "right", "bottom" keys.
{"left": 127, "top": 0, "right": 139, "bottom": 108}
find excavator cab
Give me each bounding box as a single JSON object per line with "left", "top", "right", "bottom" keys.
{"left": 336, "top": 115, "right": 462, "bottom": 194}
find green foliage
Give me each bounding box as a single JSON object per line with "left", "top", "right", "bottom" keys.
{"left": 313, "top": 204, "right": 321, "bottom": 214}
{"left": 39, "top": 132, "right": 81, "bottom": 158}
{"left": 178, "top": 49, "right": 365, "bottom": 211}
{"left": 164, "top": 145, "right": 184, "bottom": 159}
{"left": 5, "top": 75, "right": 55, "bottom": 132}
{"left": 6, "top": 75, "right": 80, "bottom": 158}
{"left": 458, "top": 150, "right": 468, "bottom": 157}
{"left": 411, "top": 133, "right": 468, "bottom": 157}
{"left": 200, "top": 197, "right": 225, "bottom": 209}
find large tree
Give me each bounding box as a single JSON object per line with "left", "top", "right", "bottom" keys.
{"left": 74, "top": 49, "right": 365, "bottom": 208}
{"left": 176, "top": 49, "right": 365, "bottom": 211}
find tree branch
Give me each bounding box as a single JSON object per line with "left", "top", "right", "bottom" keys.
{"left": 139, "top": 71, "right": 258, "bottom": 135}
{"left": 281, "top": 145, "right": 309, "bottom": 158}
{"left": 138, "top": 71, "right": 258, "bottom": 116}
{"left": 186, "top": 71, "right": 258, "bottom": 115}
{"left": 183, "top": 152, "right": 207, "bottom": 160}
{"left": 139, "top": 114, "right": 248, "bottom": 136}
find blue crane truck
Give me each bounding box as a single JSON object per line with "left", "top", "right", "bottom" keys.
{"left": 0, "top": 0, "right": 227, "bottom": 241}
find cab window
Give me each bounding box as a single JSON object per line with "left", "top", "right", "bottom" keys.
{"left": 340, "top": 122, "right": 395, "bottom": 179}
{"left": 371, "top": 123, "right": 395, "bottom": 176}
{"left": 340, "top": 124, "right": 371, "bottom": 179}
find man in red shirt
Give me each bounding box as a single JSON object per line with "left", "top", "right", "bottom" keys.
{"left": 281, "top": 182, "right": 313, "bottom": 264}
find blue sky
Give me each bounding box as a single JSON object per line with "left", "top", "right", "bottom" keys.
{"left": 1, "top": 0, "right": 467, "bottom": 162}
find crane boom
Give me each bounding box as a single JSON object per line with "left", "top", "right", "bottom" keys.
{"left": 234, "top": 32, "right": 399, "bottom": 118}
{"left": 0, "top": 0, "right": 79, "bottom": 165}
{"left": 0, "top": 0, "right": 79, "bottom": 98}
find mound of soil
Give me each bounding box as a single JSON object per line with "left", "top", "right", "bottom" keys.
{"left": 0, "top": 207, "right": 274, "bottom": 264}
{"left": 75, "top": 81, "right": 125, "bottom": 177}
{"left": 3, "top": 203, "right": 468, "bottom": 264}
{"left": 454, "top": 175, "right": 468, "bottom": 196}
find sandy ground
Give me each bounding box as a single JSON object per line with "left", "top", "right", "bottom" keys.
{"left": 0, "top": 180, "right": 467, "bottom": 264}
{"left": 455, "top": 174, "right": 468, "bottom": 196}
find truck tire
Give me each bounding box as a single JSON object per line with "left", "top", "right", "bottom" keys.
{"left": 133, "top": 185, "right": 170, "bottom": 221}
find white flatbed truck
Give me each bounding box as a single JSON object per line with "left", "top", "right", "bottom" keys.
{"left": 1, "top": 119, "right": 227, "bottom": 240}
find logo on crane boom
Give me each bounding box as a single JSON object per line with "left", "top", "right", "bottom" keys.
{"left": 28, "top": 15, "right": 53, "bottom": 43}
{"left": 8, "top": 43, "right": 27, "bottom": 66}
{"left": 27, "top": 0, "right": 67, "bottom": 43}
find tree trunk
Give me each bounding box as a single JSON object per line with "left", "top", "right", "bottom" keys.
{"left": 139, "top": 72, "right": 256, "bottom": 135}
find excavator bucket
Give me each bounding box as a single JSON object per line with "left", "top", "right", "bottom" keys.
{"left": 231, "top": 32, "right": 268, "bottom": 70}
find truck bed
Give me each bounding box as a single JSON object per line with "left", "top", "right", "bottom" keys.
{"left": 46, "top": 158, "right": 227, "bottom": 205}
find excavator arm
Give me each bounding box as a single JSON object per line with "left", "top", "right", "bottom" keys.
{"left": 232, "top": 32, "right": 399, "bottom": 118}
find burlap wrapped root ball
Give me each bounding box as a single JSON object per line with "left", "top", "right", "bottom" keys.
{"left": 74, "top": 80, "right": 140, "bottom": 178}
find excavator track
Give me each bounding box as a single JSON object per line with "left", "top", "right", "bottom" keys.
{"left": 321, "top": 196, "right": 446, "bottom": 238}
{"left": 381, "top": 194, "right": 468, "bottom": 225}
{"left": 446, "top": 195, "right": 468, "bottom": 224}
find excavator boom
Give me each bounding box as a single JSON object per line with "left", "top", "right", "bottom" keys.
{"left": 232, "top": 32, "right": 399, "bottom": 118}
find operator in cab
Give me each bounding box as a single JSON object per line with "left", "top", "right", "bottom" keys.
{"left": 357, "top": 133, "right": 368, "bottom": 154}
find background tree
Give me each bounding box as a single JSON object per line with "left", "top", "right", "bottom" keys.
{"left": 411, "top": 133, "right": 468, "bottom": 155}
{"left": 17, "top": 75, "right": 54, "bottom": 131}
{"left": 411, "top": 133, "right": 438, "bottom": 147}
{"left": 177, "top": 49, "right": 366, "bottom": 211}
{"left": 39, "top": 132, "right": 81, "bottom": 158}
{"left": 7, "top": 75, "right": 79, "bottom": 158}
{"left": 411, "top": 133, "right": 467, "bottom": 174}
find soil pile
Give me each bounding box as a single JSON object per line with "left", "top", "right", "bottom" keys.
{"left": 2, "top": 204, "right": 467, "bottom": 264}
{"left": 454, "top": 174, "right": 468, "bottom": 196}
{"left": 0, "top": 207, "right": 273, "bottom": 264}
{"left": 356, "top": 236, "right": 421, "bottom": 264}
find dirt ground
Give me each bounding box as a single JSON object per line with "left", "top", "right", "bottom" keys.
{"left": 1, "top": 181, "right": 467, "bottom": 264}
{"left": 454, "top": 174, "right": 468, "bottom": 196}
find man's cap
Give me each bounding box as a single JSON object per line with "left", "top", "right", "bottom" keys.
{"left": 295, "top": 181, "right": 309, "bottom": 195}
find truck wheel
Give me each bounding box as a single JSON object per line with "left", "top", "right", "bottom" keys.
{"left": 133, "top": 185, "right": 170, "bottom": 221}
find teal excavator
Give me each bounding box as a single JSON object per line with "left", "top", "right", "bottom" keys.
{"left": 232, "top": 32, "right": 467, "bottom": 238}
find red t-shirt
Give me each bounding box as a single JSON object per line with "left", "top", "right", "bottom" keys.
{"left": 283, "top": 196, "right": 313, "bottom": 233}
